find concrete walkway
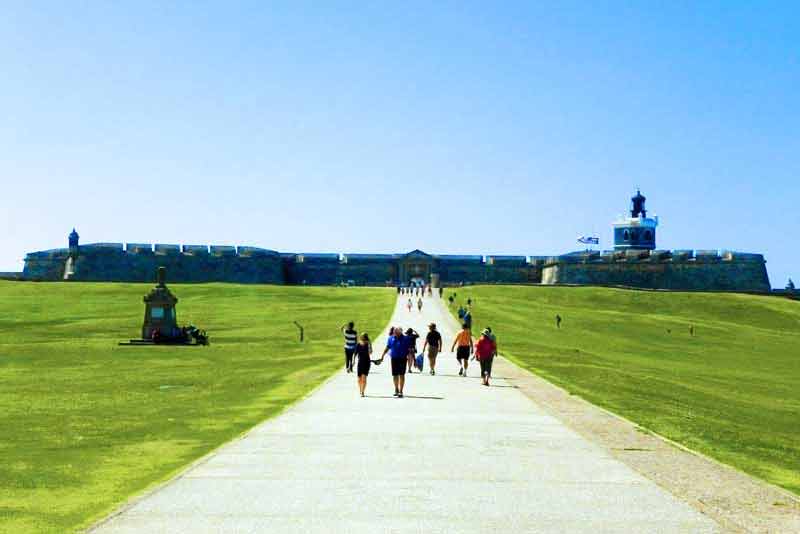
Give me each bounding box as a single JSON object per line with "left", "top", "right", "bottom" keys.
{"left": 93, "top": 294, "right": 719, "bottom": 533}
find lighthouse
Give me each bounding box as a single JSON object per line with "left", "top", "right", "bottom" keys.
{"left": 613, "top": 190, "right": 658, "bottom": 250}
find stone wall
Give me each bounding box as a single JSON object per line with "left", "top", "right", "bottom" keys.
{"left": 541, "top": 250, "right": 770, "bottom": 291}
{"left": 23, "top": 244, "right": 283, "bottom": 284}
{"left": 21, "top": 243, "right": 771, "bottom": 292}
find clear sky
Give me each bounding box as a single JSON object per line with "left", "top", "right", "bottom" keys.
{"left": 1, "top": 1, "right": 797, "bottom": 287}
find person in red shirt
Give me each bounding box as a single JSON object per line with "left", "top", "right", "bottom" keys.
{"left": 474, "top": 328, "right": 497, "bottom": 386}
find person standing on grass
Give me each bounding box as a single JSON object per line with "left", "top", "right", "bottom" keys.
{"left": 381, "top": 327, "right": 412, "bottom": 397}
{"left": 451, "top": 322, "right": 473, "bottom": 377}
{"left": 341, "top": 321, "right": 358, "bottom": 373}
{"left": 474, "top": 328, "right": 496, "bottom": 386}
{"left": 355, "top": 333, "right": 373, "bottom": 397}
{"left": 422, "top": 322, "right": 442, "bottom": 375}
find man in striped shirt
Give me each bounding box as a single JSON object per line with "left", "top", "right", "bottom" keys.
{"left": 341, "top": 322, "right": 358, "bottom": 373}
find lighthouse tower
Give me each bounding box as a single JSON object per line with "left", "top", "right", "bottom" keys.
{"left": 613, "top": 190, "right": 658, "bottom": 250}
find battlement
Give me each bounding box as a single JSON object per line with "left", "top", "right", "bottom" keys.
{"left": 542, "top": 249, "right": 766, "bottom": 266}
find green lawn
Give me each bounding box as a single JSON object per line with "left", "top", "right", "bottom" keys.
{"left": 447, "top": 285, "right": 800, "bottom": 495}
{"left": 0, "top": 281, "right": 394, "bottom": 533}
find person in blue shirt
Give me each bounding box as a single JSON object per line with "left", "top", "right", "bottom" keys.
{"left": 380, "top": 327, "right": 412, "bottom": 398}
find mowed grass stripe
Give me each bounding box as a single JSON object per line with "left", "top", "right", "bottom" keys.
{"left": 0, "top": 281, "right": 395, "bottom": 533}
{"left": 447, "top": 285, "right": 800, "bottom": 495}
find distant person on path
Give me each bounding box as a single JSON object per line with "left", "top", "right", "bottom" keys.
{"left": 355, "top": 333, "right": 373, "bottom": 397}
{"left": 405, "top": 327, "right": 420, "bottom": 373}
{"left": 422, "top": 322, "right": 442, "bottom": 375}
{"left": 417, "top": 297, "right": 423, "bottom": 312}
{"left": 556, "top": 314, "right": 562, "bottom": 329}
{"left": 451, "top": 323, "right": 473, "bottom": 376}
{"left": 341, "top": 322, "right": 358, "bottom": 373}
{"left": 407, "top": 298, "right": 413, "bottom": 312}
{"left": 381, "top": 327, "right": 412, "bottom": 397}
{"left": 439, "top": 287, "right": 443, "bottom": 298}
{"left": 475, "top": 328, "right": 496, "bottom": 386}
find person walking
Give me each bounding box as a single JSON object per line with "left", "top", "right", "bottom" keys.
{"left": 407, "top": 298, "right": 413, "bottom": 312}
{"left": 451, "top": 323, "right": 473, "bottom": 376}
{"left": 405, "top": 327, "right": 420, "bottom": 373}
{"left": 475, "top": 328, "right": 496, "bottom": 386}
{"left": 355, "top": 333, "right": 373, "bottom": 397}
{"left": 439, "top": 287, "right": 443, "bottom": 298}
{"left": 422, "top": 322, "right": 442, "bottom": 375}
{"left": 417, "top": 297, "right": 423, "bottom": 312}
{"left": 381, "top": 327, "right": 412, "bottom": 397}
{"left": 341, "top": 321, "right": 358, "bottom": 373}
{"left": 462, "top": 307, "right": 473, "bottom": 330}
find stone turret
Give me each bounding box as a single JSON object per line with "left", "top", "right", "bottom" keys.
{"left": 68, "top": 228, "right": 80, "bottom": 256}
{"left": 614, "top": 190, "right": 658, "bottom": 251}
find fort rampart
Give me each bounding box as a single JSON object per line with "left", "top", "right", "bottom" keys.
{"left": 22, "top": 243, "right": 771, "bottom": 292}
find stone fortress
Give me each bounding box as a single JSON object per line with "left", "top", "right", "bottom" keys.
{"left": 22, "top": 191, "right": 771, "bottom": 292}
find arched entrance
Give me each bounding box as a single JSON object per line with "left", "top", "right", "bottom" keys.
{"left": 398, "top": 250, "right": 434, "bottom": 286}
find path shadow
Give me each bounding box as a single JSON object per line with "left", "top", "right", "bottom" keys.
{"left": 485, "top": 384, "right": 518, "bottom": 388}
{"left": 365, "top": 394, "right": 445, "bottom": 400}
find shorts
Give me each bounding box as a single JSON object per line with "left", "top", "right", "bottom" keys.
{"left": 427, "top": 346, "right": 439, "bottom": 359}
{"left": 391, "top": 357, "right": 407, "bottom": 376}
{"left": 357, "top": 360, "right": 371, "bottom": 376}
{"left": 456, "top": 346, "right": 470, "bottom": 361}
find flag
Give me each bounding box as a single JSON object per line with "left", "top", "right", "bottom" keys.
{"left": 577, "top": 236, "right": 599, "bottom": 245}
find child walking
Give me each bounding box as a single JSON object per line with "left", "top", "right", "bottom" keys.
{"left": 355, "top": 333, "right": 373, "bottom": 397}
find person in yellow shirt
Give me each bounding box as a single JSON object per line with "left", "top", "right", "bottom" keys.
{"left": 450, "top": 323, "right": 473, "bottom": 377}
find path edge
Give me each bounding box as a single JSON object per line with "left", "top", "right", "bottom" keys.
{"left": 83, "top": 364, "right": 350, "bottom": 533}
{"left": 436, "top": 297, "right": 799, "bottom": 533}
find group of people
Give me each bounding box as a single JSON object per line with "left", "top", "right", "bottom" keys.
{"left": 341, "top": 318, "right": 498, "bottom": 398}
{"left": 398, "top": 285, "right": 444, "bottom": 298}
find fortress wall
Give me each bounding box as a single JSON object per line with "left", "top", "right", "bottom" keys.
{"left": 23, "top": 250, "right": 70, "bottom": 280}
{"left": 338, "top": 258, "right": 396, "bottom": 285}
{"left": 437, "top": 261, "right": 486, "bottom": 284}
{"left": 287, "top": 256, "right": 340, "bottom": 285}
{"left": 23, "top": 246, "right": 284, "bottom": 284}
{"left": 542, "top": 255, "right": 770, "bottom": 291}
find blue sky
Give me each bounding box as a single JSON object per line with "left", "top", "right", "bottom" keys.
{"left": 1, "top": 1, "right": 797, "bottom": 286}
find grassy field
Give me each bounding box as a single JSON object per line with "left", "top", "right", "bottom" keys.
{"left": 447, "top": 286, "right": 800, "bottom": 495}
{"left": 0, "top": 281, "right": 394, "bottom": 533}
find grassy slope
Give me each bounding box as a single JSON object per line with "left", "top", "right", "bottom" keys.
{"left": 0, "top": 281, "right": 394, "bottom": 533}
{"left": 447, "top": 286, "right": 800, "bottom": 495}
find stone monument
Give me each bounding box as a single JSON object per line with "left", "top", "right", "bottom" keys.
{"left": 142, "top": 266, "right": 179, "bottom": 340}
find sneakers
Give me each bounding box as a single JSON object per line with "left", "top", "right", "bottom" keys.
{"left": 430, "top": 370, "right": 434, "bottom": 375}
{"left": 398, "top": 392, "right": 404, "bottom": 398}
{"left": 393, "top": 391, "right": 399, "bottom": 397}
{"left": 458, "top": 368, "right": 463, "bottom": 376}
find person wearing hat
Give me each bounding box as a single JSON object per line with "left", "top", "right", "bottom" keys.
{"left": 475, "top": 328, "right": 497, "bottom": 386}
{"left": 422, "top": 322, "right": 443, "bottom": 375}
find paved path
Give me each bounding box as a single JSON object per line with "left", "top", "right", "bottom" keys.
{"left": 94, "top": 294, "right": 719, "bottom": 533}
